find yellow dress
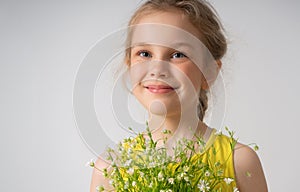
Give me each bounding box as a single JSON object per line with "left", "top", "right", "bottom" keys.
{"left": 192, "top": 128, "right": 237, "bottom": 190}
{"left": 118, "top": 128, "right": 237, "bottom": 191}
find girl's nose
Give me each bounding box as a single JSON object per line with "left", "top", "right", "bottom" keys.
{"left": 149, "top": 61, "right": 169, "bottom": 78}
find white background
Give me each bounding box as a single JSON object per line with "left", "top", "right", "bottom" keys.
{"left": 0, "top": 0, "right": 299, "bottom": 191}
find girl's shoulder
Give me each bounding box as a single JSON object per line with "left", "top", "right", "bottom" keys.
{"left": 233, "top": 142, "right": 268, "bottom": 191}
{"left": 201, "top": 128, "right": 268, "bottom": 191}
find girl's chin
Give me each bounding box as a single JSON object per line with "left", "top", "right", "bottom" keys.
{"left": 148, "top": 100, "right": 167, "bottom": 116}
{"left": 147, "top": 100, "right": 181, "bottom": 117}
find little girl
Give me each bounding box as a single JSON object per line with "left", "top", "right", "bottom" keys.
{"left": 90, "top": 0, "right": 268, "bottom": 191}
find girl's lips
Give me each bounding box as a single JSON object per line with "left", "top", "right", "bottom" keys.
{"left": 144, "top": 85, "right": 175, "bottom": 94}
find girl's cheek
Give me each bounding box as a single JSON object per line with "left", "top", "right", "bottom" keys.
{"left": 178, "top": 65, "right": 203, "bottom": 91}
{"left": 129, "top": 62, "right": 148, "bottom": 87}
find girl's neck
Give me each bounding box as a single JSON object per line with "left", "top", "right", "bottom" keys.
{"left": 147, "top": 110, "right": 208, "bottom": 147}
{"left": 148, "top": 113, "right": 179, "bottom": 135}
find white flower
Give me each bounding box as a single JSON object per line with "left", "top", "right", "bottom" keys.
{"left": 177, "top": 172, "right": 186, "bottom": 181}
{"left": 149, "top": 161, "right": 155, "bottom": 167}
{"left": 149, "top": 182, "right": 153, "bottom": 187}
{"left": 124, "top": 159, "right": 132, "bottom": 167}
{"left": 204, "top": 171, "right": 210, "bottom": 177}
{"left": 168, "top": 178, "right": 174, "bottom": 184}
{"left": 160, "top": 190, "right": 172, "bottom": 192}
{"left": 224, "top": 177, "right": 234, "bottom": 185}
{"left": 183, "top": 165, "right": 189, "bottom": 172}
{"left": 124, "top": 181, "right": 129, "bottom": 189}
{"left": 139, "top": 171, "right": 145, "bottom": 177}
{"left": 197, "top": 179, "right": 210, "bottom": 191}
{"left": 127, "top": 168, "right": 134, "bottom": 175}
{"left": 184, "top": 176, "right": 189, "bottom": 182}
{"left": 180, "top": 172, "right": 186, "bottom": 178}
{"left": 233, "top": 187, "right": 240, "bottom": 192}
{"left": 109, "top": 180, "right": 114, "bottom": 185}
{"left": 158, "top": 171, "right": 164, "bottom": 181}
{"left": 132, "top": 181, "right": 136, "bottom": 186}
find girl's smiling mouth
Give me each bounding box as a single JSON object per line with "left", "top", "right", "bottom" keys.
{"left": 143, "top": 84, "right": 176, "bottom": 94}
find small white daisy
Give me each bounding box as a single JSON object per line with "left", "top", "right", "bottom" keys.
{"left": 127, "top": 167, "right": 134, "bottom": 175}
{"left": 224, "top": 177, "right": 234, "bottom": 185}
{"left": 158, "top": 171, "right": 164, "bottom": 181}
{"left": 168, "top": 178, "right": 174, "bottom": 184}
{"left": 132, "top": 181, "right": 136, "bottom": 186}
{"left": 204, "top": 171, "right": 210, "bottom": 177}
{"left": 197, "top": 179, "right": 210, "bottom": 191}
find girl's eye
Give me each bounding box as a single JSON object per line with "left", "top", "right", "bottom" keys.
{"left": 172, "top": 52, "right": 187, "bottom": 59}
{"left": 138, "top": 51, "right": 151, "bottom": 58}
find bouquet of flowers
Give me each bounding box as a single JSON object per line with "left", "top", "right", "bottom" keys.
{"left": 88, "top": 124, "right": 256, "bottom": 192}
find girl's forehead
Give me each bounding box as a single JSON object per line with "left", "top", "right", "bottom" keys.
{"left": 134, "top": 9, "right": 201, "bottom": 39}
{"left": 129, "top": 10, "right": 203, "bottom": 51}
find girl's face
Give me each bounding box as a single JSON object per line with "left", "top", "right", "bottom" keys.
{"left": 129, "top": 9, "right": 207, "bottom": 117}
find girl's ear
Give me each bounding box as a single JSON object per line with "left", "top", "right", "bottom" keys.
{"left": 201, "top": 60, "right": 222, "bottom": 90}
{"left": 216, "top": 59, "right": 222, "bottom": 69}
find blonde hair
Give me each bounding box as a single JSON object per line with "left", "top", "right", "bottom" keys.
{"left": 125, "top": 0, "right": 227, "bottom": 121}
